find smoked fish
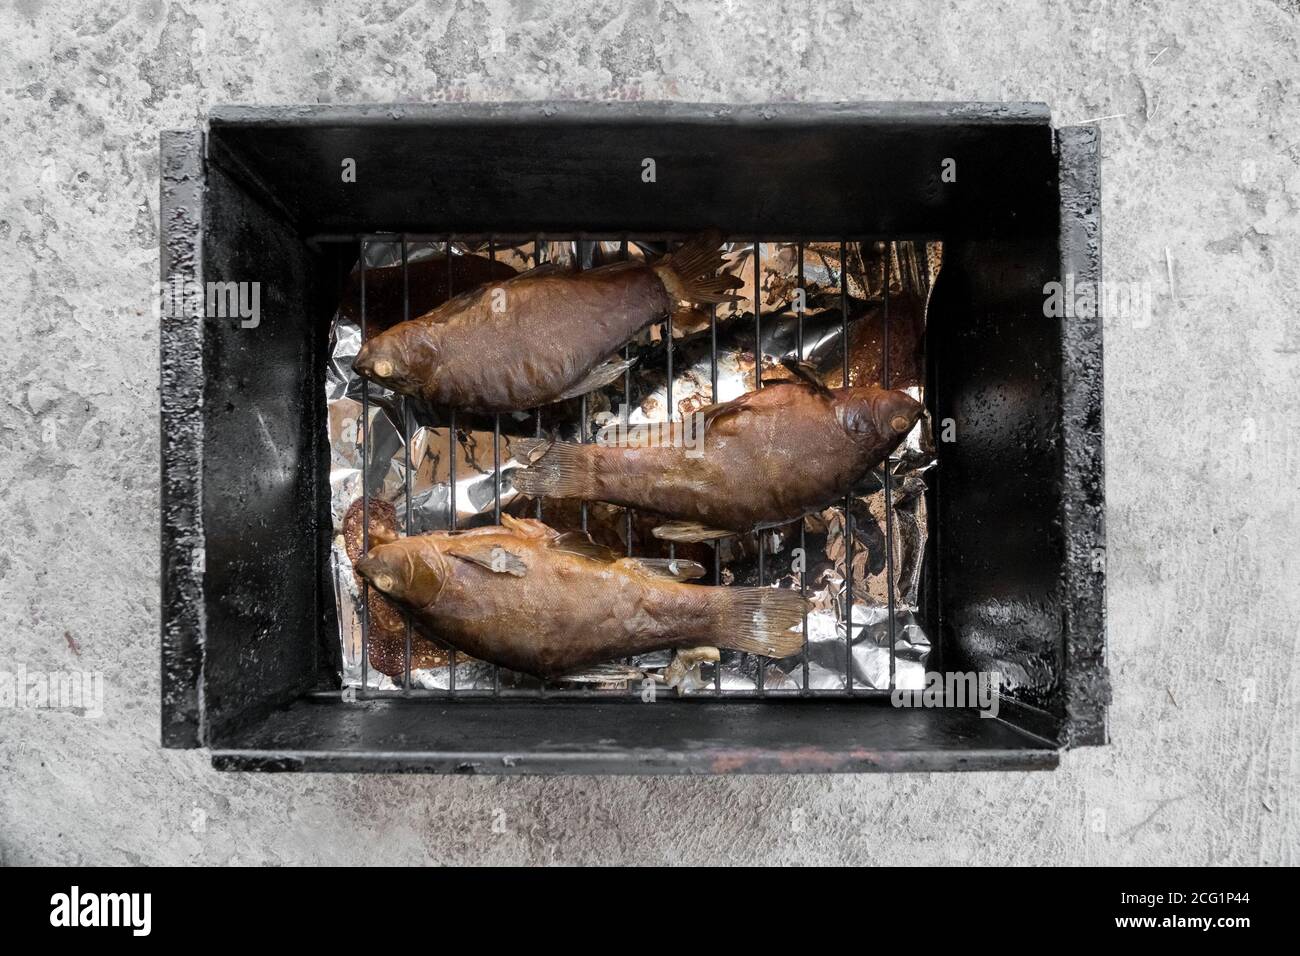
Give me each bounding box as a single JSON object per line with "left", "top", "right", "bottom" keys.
{"left": 511, "top": 368, "right": 924, "bottom": 541}
{"left": 353, "top": 515, "right": 807, "bottom": 678}
{"left": 352, "top": 231, "right": 739, "bottom": 412}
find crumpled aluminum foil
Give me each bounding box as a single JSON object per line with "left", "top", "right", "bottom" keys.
{"left": 328, "top": 239, "right": 940, "bottom": 693}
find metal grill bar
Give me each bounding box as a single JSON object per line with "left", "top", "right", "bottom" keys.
{"left": 577, "top": 239, "right": 590, "bottom": 534}
{"left": 315, "top": 687, "right": 893, "bottom": 702}
{"left": 710, "top": 277, "right": 722, "bottom": 694}
{"left": 621, "top": 238, "right": 634, "bottom": 560}
{"left": 313, "top": 231, "right": 911, "bottom": 245}
{"left": 359, "top": 239, "right": 370, "bottom": 694}
{"left": 621, "top": 239, "right": 636, "bottom": 669}
{"left": 576, "top": 239, "right": 595, "bottom": 699}
{"left": 754, "top": 240, "right": 765, "bottom": 696}
{"left": 534, "top": 237, "right": 546, "bottom": 699}
{"left": 534, "top": 237, "right": 545, "bottom": 524}
{"left": 841, "top": 240, "right": 854, "bottom": 693}
{"left": 880, "top": 243, "right": 898, "bottom": 689}
{"left": 797, "top": 241, "right": 809, "bottom": 694}
{"left": 445, "top": 240, "right": 458, "bottom": 693}
{"left": 664, "top": 240, "right": 676, "bottom": 570}
{"left": 401, "top": 238, "right": 413, "bottom": 693}
{"left": 489, "top": 237, "right": 502, "bottom": 697}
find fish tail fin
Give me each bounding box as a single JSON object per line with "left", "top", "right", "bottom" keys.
{"left": 713, "top": 587, "right": 808, "bottom": 659}
{"left": 654, "top": 229, "right": 744, "bottom": 305}
{"left": 510, "top": 439, "right": 597, "bottom": 499}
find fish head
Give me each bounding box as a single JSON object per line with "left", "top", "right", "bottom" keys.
{"left": 834, "top": 387, "right": 924, "bottom": 444}
{"left": 353, "top": 324, "right": 436, "bottom": 396}
{"left": 354, "top": 539, "right": 448, "bottom": 610}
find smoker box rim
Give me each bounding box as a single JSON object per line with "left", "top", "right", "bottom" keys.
{"left": 1055, "top": 125, "right": 1109, "bottom": 746}
{"left": 209, "top": 697, "right": 1060, "bottom": 774}
{"left": 160, "top": 102, "right": 1107, "bottom": 770}
{"left": 203, "top": 99, "right": 1065, "bottom": 241}
{"left": 205, "top": 100, "right": 1054, "bottom": 131}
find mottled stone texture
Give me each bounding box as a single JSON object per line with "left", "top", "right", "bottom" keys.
{"left": 1, "top": 0, "right": 1297, "bottom": 865}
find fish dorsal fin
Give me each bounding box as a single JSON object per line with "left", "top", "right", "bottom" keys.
{"left": 446, "top": 541, "right": 530, "bottom": 577}
{"left": 761, "top": 375, "right": 826, "bottom": 393}
{"left": 585, "top": 259, "right": 645, "bottom": 278}
{"left": 780, "top": 357, "right": 834, "bottom": 397}
{"left": 550, "top": 531, "right": 619, "bottom": 563}
{"left": 500, "top": 514, "right": 554, "bottom": 539}
{"left": 513, "top": 261, "right": 567, "bottom": 281}
{"left": 651, "top": 520, "right": 736, "bottom": 543}
{"left": 443, "top": 524, "right": 506, "bottom": 537}
{"left": 616, "top": 557, "right": 708, "bottom": 581}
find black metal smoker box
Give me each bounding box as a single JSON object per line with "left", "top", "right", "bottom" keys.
{"left": 160, "top": 102, "right": 1107, "bottom": 773}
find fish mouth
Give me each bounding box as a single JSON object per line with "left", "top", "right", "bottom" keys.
{"left": 353, "top": 341, "right": 398, "bottom": 379}
{"left": 354, "top": 555, "right": 394, "bottom": 594}
{"left": 353, "top": 341, "right": 404, "bottom": 387}
{"left": 352, "top": 342, "right": 377, "bottom": 378}
{"left": 880, "top": 392, "right": 924, "bottom": 435}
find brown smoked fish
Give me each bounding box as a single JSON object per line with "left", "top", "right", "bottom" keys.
{"left": 352, "top": 232, "right": 738, "bottom": 412}
{"left": 353, "top": 515, "right": 806, "bottom": 678}
{"left": 511, "top": 367, "right": 924, "bottom": 541}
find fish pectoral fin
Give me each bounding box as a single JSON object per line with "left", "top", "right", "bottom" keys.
{"left": 780, "top": 356, "right": 835, "bottom": 397}
{"left": 445, "top": 544, "right": 529, "bottom": 577}
{"left": 551, "top": 531, "right": 620, "bottom": 563}
{"left": 554, "top": 356, "right": 636, "bottom": 402}
{"left": 664, "top": 646, "right": 721, "bottom": 694}
{"left": 617, "top": 557, "right": 708, "bottom": 581}
{"left": 559, "top": 662, "right": 648, "bottom": 684}
{"left": 651, "top": 521, "right": 736, "bottom": 543}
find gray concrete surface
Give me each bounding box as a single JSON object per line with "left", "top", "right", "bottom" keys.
{"left": 1, "top": 0, "right": 1297, "bottom": 865}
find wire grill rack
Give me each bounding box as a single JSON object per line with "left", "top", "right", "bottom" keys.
{"left": 332, "top": 234, "right": 917, "bottom": 700}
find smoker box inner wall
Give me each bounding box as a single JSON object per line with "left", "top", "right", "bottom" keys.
{"left": 159, "top": 102, "right": 1106, "bottom": 773}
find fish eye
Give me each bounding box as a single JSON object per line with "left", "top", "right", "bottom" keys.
{"left": 356, "top": 552, "right": 404, "bottom": 596}
{"left": 871, "top": 394, "right": 922, "bottom": 437}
